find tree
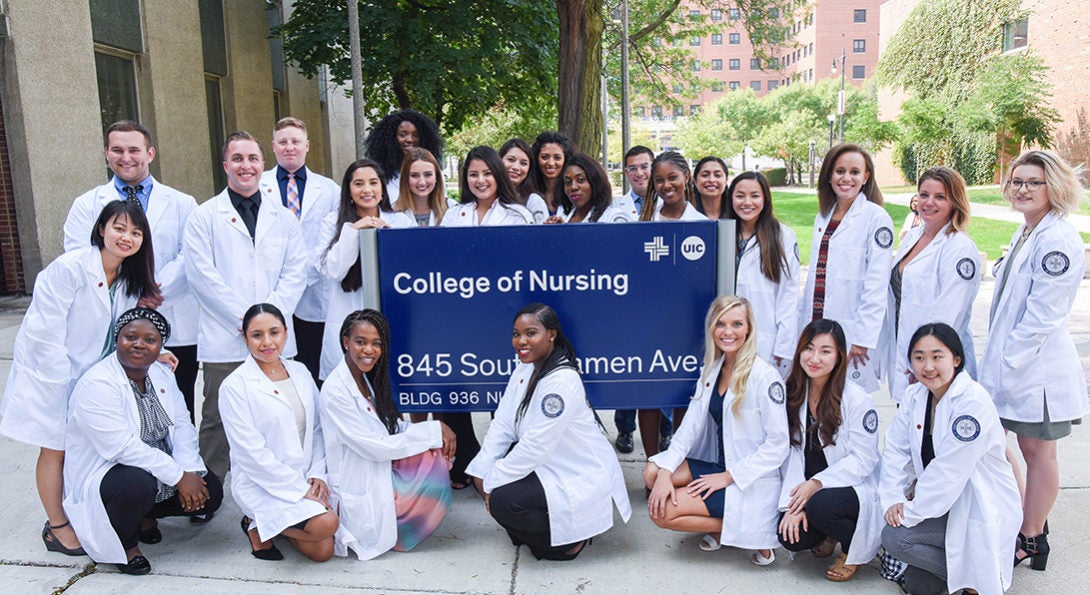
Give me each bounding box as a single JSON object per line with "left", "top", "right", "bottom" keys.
{"left": 558, "top": 1, "right": 605, "bottom": 153}
{"left": 673, "top": 89, "right": 765, "bottom": 159}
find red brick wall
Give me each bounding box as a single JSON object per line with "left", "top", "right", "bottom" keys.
{"left": 0, "top": 93, "right": 27, "bottom": 294}
{"left": 1024, "top": 0, "right": 1090, "bottom": 147}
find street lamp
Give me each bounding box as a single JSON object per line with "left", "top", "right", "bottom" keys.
{"left": 620, "top": 0, "right": 631, "bottom": 193}
{"left": 831, "top": 49, "right": 846, "bottom": 144}
{"left": 828, "top": 114, "right": 835, "bottom": 150}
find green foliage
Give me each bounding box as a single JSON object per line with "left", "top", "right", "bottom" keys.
{"left": 957, "top": 52, "right": 1061, "bottom": 155}
{"left": 447, "top": 102, "right": 559, "bottom": 161}
{"left": 764, "top": 167, "right": 787, "bottom": 186}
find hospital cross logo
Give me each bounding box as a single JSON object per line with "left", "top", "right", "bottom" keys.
{"left": 644, "top": 236, "right": 669, "bottom": 261}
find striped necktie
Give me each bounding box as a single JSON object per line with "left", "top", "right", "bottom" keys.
{"left": 286, "top": 173, "right": 301, "bottom": 218}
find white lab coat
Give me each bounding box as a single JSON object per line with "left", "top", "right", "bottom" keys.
{"left": 651, "top": 200, "right": 705, "bottom": 221}
{"left": 220, "top": 357, "right": 328, "bottom": 541}
{"left": 320, "top": 360, "right": 444, "bottom": 560}
{"left": 612, "top": 191, "right": 641, "bottom": 221}
{"left": 183, "top": 190, "right": 308, "bottom": 362}
{"left": 980, "top": 212, "right": 1088, "bottom": 422}
{"left": 62, "top": 179, "right": 199, "bottom": 346}
{"left": 799, "top": 195, "right": 893, "bottom": 392}
{"left": 879, "top": 373, "right": 1021, "bottom": 595}
{"left": 440, "top": 200, "right": 534, "bottom": 226}
{"left": 0, "top": 247, "right": 136, "bottom": 449}
{"left": 650, "top": 357, "right": 789, "bottom": 549}
{"left": 62, "top": 357, "right": 204, "bottom": 564}
{"left": 466, "top": 364, "right": 632, "bottom": 546}
{"left": 314, "top": 210, "right": 414, "bottom": 380}
{"left": 777, "top": 381, "right": 882, "bottom": 565}
{"left": 526, "top": 193, "right": 549, "bottom": 224}
{"left": 259, "top": 168, "right": 341, "bottom": 323}
{"left": 736, "top": 223, "right": 801, "bottom": 369}
{"left": 555, "top": 204, "right": 634, "bottom": 223}
{"left": 880, "top": 224, "right": 980, "bottom": 404}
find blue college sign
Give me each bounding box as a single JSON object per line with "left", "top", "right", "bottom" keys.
{"left": 375, "top": 221, "right": 722, "bottom": 412}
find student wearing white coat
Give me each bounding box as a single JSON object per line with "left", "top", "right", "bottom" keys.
{"left": 363, "top": 110, "right": 443, "bottom": 207}
{"left": 259, "top": 117, "right": 341, "bottom": 384}
{"left": 531, "top": 131, "right": 573, "bottom": 217}
{"left": 881, "top": 323, "right": 1021, "bottom": 595}
{"left": 468, "top": 303, "right": 631, "bottom": 560}
{"left": 979, "top": 150, "right": 1088, "bottom": 571}
{"left": 321, "top": 310, "right": 456, "bottom": 560}
{"left": 726, "top": 172, "right": 800, "bottom": 376}
{"left": 62, "top": 120, "right": 201, "bottom": 421}
{"left": 184, "top": 131, "right": 308, "bottom": 480}
{"left": 693, "top": 156, "right": 730, "bottom": 220}
{"left": 638, "top": 151, "right": 705, "bottom": 223}
{"left": 315, "top": 159, "right": 413, "bottom": 380}
{"left": 395, "top": 147, "right": 457, "bottom": 227}
{"left": 800, "top": 144, "right": 893, "bottom": 393}
{"left": 645, "top": 296, "right": 789, "bottom": 565}
{"left": 777, "top": 319, "right": 881, "bottom": 582}
{"left": 499, "top": 138, "right": 551, "bottom": 224}
{"left": 63, "top": 308, "right": 222, "bottom": 575}
{"left": 880, "top": 167, "right": 980, "bottom": 405}
{"left": 220, "top": 304, "right": 339, "bottom": 562}
{"left": 1, "top": 201, "right": 158, "bottom": 557}
{"left": 546, "top": 153, "right": 634, "bottom": 224}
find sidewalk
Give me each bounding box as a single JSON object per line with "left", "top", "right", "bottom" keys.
{"left": 1, "top": 275, "right": 1088, "bottom": 594}
{"left": 884, "top": 191, "right": 1090, "bottom": 234}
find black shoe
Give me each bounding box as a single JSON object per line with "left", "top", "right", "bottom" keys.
{"left": 115, "top": 555, "right": 152, "bottom": 575}
{"left": 138, "top": 524, "right": 162, "bottom": 545}
{"left": 1014, "top": 532, "right": 1050, "bottom": 571}
{"left": 42, "top": 521, "right": 86, "bottom": 556}
{"left": 190, "top": 511, "right": 214, "bottom": 524}
{"left": 241, "top": 515, "right": 283, "bottom": 561}
{"left": 615, "top": 432, "right": 634, "bottom": 454}
{"left": 659, "top": 433, "right": 672, "bottom": 452}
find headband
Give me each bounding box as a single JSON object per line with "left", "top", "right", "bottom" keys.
{"left": 115, "top": 307, "right": 171, "bottom": 344}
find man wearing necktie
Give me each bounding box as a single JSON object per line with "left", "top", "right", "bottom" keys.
{"left": 184, "top": 131, "right": 307, "bottom": 480}
{"left": 61, "top": 121, "right": 201, "bottom": 427}
{"left": 259, "top": 118, "right": 340, "bottom": 386}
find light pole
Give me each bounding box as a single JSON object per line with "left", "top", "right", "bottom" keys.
{"left": 831, "top": 49, "right": 846, "bottom": 144}
{"left": 620, "top": 0, "right": 631, "bottom": 193}
{"left": 828, "top": 114, "right": 835, "bottom": 150}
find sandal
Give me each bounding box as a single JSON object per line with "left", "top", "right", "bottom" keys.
{"left": 42, "top": 521, "right": 86, "bottom": 556}
{"left": 751, "top": 549, "right": 775, "bottom": 566}
{"left": 810, "top": 537, "right": 836, "bottom": 558}
{"left": 825, "top": 553, "right": 858, "bottom": 582}
{"left": 698, "top": 534, "right": 722, "bottom": 552}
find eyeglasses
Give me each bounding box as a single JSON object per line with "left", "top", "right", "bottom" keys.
{"left": 1007, "top": 179, "right": 1046, "bottom": 192}
{"left": 625, "top": 164, "right": 651, "bottom": 174}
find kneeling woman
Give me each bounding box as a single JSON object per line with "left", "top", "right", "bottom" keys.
{"left": 880, "top": 323, "right": 1021, "bottom": 595}
{"left": 320, "top": 310, "right": 456, "bottom": 560}
{"left": 644, "top": 296, "right": 789, "bottom": 565}
{"left": 467, "top": 304, "right": 631, "bottom": 560}
{"left": 777, "top": 319, "right": 881, "bottom": 582}
{"left": 220, "top": 304, "right": 339, "bottom": 562}
{"left": 64, "top": 308, "right": 222, "bottom": 575}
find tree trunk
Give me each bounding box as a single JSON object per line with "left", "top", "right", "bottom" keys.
{"left": 557, "top": 1, "right": 603, "bottom": 156}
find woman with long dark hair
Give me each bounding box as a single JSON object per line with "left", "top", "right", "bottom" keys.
{"left": 531, "top": 131, "right": 573, "bottom": 216}
{"left": 467, "top": 304, "right": 631, "bottom": 560}
{"left": 693, "top": 156, "right": 730, "bottom": 220}
{"left": 442, "top": 146, "right": 534, "bottom": 227}
{"left": 364, "top": 109, "right": 443, "bottom": 202}
{"left": 548, "top": 153, "right": 632, "bottom": 223}
{"left": 500, "top": 138, "right": 549, "bottom": 223}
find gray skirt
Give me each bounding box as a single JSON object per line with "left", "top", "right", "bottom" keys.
{"left": 1001, "top": 396, "right": 1081, "bottom": 440}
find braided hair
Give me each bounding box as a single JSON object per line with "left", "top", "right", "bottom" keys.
{"left": 640, "top": 151, "right": 696, "bottom": 221}
{"left": 513, "top": 303, "right": 579, "bottom": 427}
{"left": 340, "top": 309, "right": 401, "bottom": 435}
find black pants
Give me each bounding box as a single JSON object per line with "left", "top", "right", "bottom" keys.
{"left": 293, "top": 316, "right": 324, "bottom": 387}
{"left": 490, "top": 472, "right": 586, "bottom": 560}
{"left": 170, "top": 344, "right": 199, "bottom": 424}
{"left": 444, "top": 412, "right": 480, "bottom": 484}
{"left": 100, "top": 465, "right": 223, "bottom": 550}
{"left": 777, "top": 486, "right": 860, "bottom": 554}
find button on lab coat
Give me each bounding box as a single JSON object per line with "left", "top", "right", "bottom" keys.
{"left": 880, "top": 224, "right": 980, "bottom": 404}
{"left": 467, "top": 364, "right": 632, "bottom": 546}
{"left": 777, "top": 381, "right": 882, "bottom": 565}
{"left": 979, "top": 212, "right": 1088, "bottom": 423}
{"left": 0, "top": 247, "right": 136, "bottom": 449}
{"left": 320, "top": 360, "right": 444, "bottom": 559}
{"left": 879, "top": 373, "right": 1021, "bottom": 595}
{"left": 650, "top": 357, "right": 789, "bottom": 549}
{"left": 63, "top": 357, "right": 205, "bottom": 564}
{"left": 183, "top": 191, "right": 307, "bottom": 363}
{"left": 799, "top": 195, "right": 893, "bottom": 391}
{"left": 736, "top": 223, "right": 801, "bottom": 369}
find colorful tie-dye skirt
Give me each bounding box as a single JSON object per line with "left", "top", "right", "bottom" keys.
{"left": 391, "top": 448, "right": 452, "bottom": 552}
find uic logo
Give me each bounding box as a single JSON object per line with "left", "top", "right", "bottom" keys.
{"left": 680, "top": 236, "right": 705, "bottom": 261}
{"left": 644, "top": 236, "right": 669, "bottom": 262}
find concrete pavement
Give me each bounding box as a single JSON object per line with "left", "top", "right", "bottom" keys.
{"left": 1, "top": 273, "right": 1088, "bottom": 594}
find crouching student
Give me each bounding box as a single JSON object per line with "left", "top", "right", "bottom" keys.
{"left": 777, "top": 319, "right": 882, "bottom": 582}
{"left": 644, "top": 296, "right": 789, "bottom": 565}
{"left": 64, "top": 308, "right": 222, "bottom": 575}
{"left": 320, "top": 310, "right": 456, "bottom": 559}
{"left": 880, "top": 323, "right": 1021, "bottom": 595}
{"left": 468, "top": 303, "right": 631, "bottom": 560}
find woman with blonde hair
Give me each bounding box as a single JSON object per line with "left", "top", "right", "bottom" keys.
{"left": 396, "top": 148, "right": 451, "bottom": 227}
{"left": 644, "top": 296, "right": 789, "bottom": 565}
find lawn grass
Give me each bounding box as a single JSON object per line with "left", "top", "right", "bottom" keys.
{"left": 964, "top": 186, "right": 1090, "bottom": 216}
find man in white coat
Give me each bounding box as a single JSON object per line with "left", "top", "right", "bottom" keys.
{"left": 62, "top": 120, "right": 200, "bottom": 422}
{"left": 259, "top": 118, "right": 340, "bottom": 385}
{"left": 184, "top": 131, "right": 307, "bottom": 479}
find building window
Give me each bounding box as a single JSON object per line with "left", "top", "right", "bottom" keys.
{"left": 651, "top": 106, "right": 663, "bottom": 119}
{"left": 854, "top": 9, "right": 866, "bottom": 23}
{"left": 94, "top": 50, "right": 139, "bottom": 131}
{"left": 672, "top": 84, "right": 684, "bottom": 93}
{"left": 690, "top": 36, "right": 701, "bottom": 46}
{"left": 768, "top": 57, "right": 779, "bottom": 69}
{"left": 750, "top": 81, "right": 761, "bottom": 91}
{"left": 712, "top": 59, "right": 723, "bottom": 71}
{"left": 729, "top": 58, "right": 740, "bottom": 70}
{"left": 712, "top": 33, "right": 723, "bottom": 45}
{"left": 729, "top": 32, "right": 740, "bottom": 44}
{"left": 750, "top": 58, "right": 760, "bottom": 70}
{"left": 769, "top": 8, "right": 779, "bottom": 19}
{"left": 729, "top": 81, "right": 740, "bottom": 91}
{"left": 852, "top": 65, "right": 865, "bottom": 79}
{"left": 688, "top": 9, "right": 700, "bottom": 20}
{"left": 1003, "top": 18, "right": 1028, "bottom": 52}
{"left": 729, "top": 8, "right": 740, "bottom": 20}
{"left": 635, "top": 106, "right": 646, "bottom": 118}
{"left": 809, "top": 42, "right": 814, "bottom": 55}
{"left": 712, "top": 81, "right": 724, "bottom": 92}
{"left": 853, "top": 39, "right": 866, "bottom": 53}
{"left": 653, "top": 37, "right": 663, "bottom": 47}
{"left": 199, "top": 0, "right": 228, "bottom": 76}
{"left": 768, "top": 80, "right": 779, "bottom": 90}
{"left": 673, "top": 106, "right": 684, "bottom": 118}
{"left": 690, "top": 105, "right": 700, "bottom": 116}
{"left": 711, "top": 8, "right": 723, "bottom": 21}
{"left": 691, "top": 60, "right": 701, "bottom": 72}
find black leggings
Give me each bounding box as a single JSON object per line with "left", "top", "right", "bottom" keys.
{"left": 100, "top": 464, "right": 223, "bottom": 550}
{"left": 170, "top": 344, "right": 199, "bottom": 424}
{"left": 489, "top": 472, "right": 587, "bottom": 561}
{"left": 444, "top": 412, "right": 480, "bottom": 484}
{"left": 777, "top": 486, "right": 860, "bottom": 554}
